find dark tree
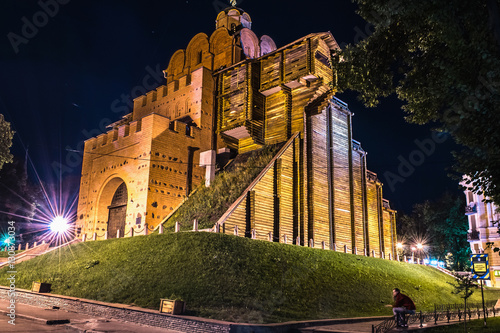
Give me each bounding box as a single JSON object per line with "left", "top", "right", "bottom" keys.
{"left": 0, "top": 114, "right": 14, "bottom": 171}
{"left": 338, "top": 0, "right": 500, "bottom": 204}
{"left": 398, "top": 193, "right": 470, "bottom": 270}
{"left": 0, "top": 157, "right": 41, "bottom": 244}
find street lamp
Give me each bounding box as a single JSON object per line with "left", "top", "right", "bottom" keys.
{"left": 396, "top": 242, "right": 404, "bottom": 261}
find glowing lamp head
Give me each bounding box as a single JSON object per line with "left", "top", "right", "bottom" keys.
{"left": 396, "top": 242, "right": 403, "bottom": 249}
{"left": 3, "top": 236, "right": 11, "bottom": 245}
{"left": 50, "top": 216, "right": 70, "bottom": 234}
{"left": 416, "top": 243, "right": 423, "bottom": 250}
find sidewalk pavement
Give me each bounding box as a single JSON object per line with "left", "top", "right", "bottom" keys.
{"left": 0, "top": 297, "right": 483, "bottom": 333}
{"left": 0, "top": 299, "right": 183, "bottom": 333}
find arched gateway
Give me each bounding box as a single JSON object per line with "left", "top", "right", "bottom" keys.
{"left": 107, "top": 182, "right": 127, "bottom": 238}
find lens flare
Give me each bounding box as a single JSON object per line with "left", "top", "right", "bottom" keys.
{"left": 50, "top": 216, "right": 70, "bottom": 233}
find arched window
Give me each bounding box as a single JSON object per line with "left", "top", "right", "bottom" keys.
{"left": 175, "top": 102, "right": 181, "bottom": 118}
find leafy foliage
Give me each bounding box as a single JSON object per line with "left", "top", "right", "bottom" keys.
{"left": 398, "top": 193, "right": 470, "bottom": 270}
{"left": 163, "top": 144, "right": 279, "bottom": 231}
{"left": 0, "top": 114, "right": 13, "bottom": 171}
{"left": 448, "top": 273, "right": 477, "bottom": 301}
{"left": 338, "top": 0, "right": 500, "bottom": 203}
{"left": 0, "top": 157, "right": 41, "bottom": 244}
{"left": 1, "top": 232, "right": 499, "bottom": 323}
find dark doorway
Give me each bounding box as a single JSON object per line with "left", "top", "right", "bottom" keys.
{"left": 107, "top": 182, "right": 127, "bottom": 238}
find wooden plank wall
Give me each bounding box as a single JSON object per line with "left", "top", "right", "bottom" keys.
{"left": 383, "top": 209, "right": 396, "bottom": 258}
{"left": 279, "top": 143, "right": 295, "bottom": 242}
{"left": 331, "top": 107, "right": 352, "bottom": 250}
{"left": 265, "top": 91, "right": 287, "bottom": 144}
{"left": 307, "top": 111, "right": 331, "bottom": 248}
{"left": 221, "top": 137, "right": 300, "bottom": 243}
{"left": 352, "top": 149, "right": 365, "bottom": 252}
{"left": 366, "top": 179, "right": 381, "bottom": 257}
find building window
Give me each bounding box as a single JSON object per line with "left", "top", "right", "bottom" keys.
{"left": 136, "top": 213, "right": 142, "bottom": 225}
{"left": 467, "top": 192, "right": 474, "bottom": 204}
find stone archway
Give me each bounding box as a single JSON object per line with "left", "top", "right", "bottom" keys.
{"left": 96, "top": 177, "right": 128, "bottom": 239}
{"left": 107, "top": 182, "right": 127, "bottom": 238}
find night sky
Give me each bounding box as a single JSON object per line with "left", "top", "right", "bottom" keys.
{"left": 0, "top": 0, "right": 461, "bottom": 214}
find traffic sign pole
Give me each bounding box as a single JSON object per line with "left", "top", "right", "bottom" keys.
{"left": 481, "top": 279, "right": 487, "bottom": 327}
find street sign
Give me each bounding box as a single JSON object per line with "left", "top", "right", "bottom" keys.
{"left": 471, "top": 254, "right": 490, "bottom": 280}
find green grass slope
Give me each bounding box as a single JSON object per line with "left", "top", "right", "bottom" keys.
{"left": 1, "top": 232, "right": 499, "bottom": 324}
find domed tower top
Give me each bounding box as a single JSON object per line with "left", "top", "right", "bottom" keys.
{"left": 216, "top": 2, "right": 252, "bottom": 32}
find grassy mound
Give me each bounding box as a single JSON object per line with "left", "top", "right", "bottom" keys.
{"left": 1, "top": 232, "right": 499, "bottom": 323}
{"left": 163, "top": 144, "right": 280, "bottom": 231}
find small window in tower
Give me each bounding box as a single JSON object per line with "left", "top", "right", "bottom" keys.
{"left": 136, "top": 213, "right": 142, "bottom": 225}
{"left": 197, "top": 50, "right": 203, "bottom": 64}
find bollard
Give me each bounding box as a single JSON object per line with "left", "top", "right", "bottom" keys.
{"left": 296, "top": 236, "right": 300, "bottom": 246}
{"left": 82, "top": 234, "right": 87, "bottom": 242}
{"left": 268, "top": 232, "right": 273, "bottom": 242}
{"left": 215, "top": 224, "right": 220, "bottom": 233}
{"left": 344, "top": 245, "right": 348, "bottom": 253}
{"left": 104, "top": 231, "right": 108, "bottom": 240}
{"left": 33, "top": 241, "right": 37, "bottom": 247}
{"left": 175, "top": 222, "right": 181, "bottom": 233}
{"left": 159, "top": 224, "right": 164, "bottom": 234}
{"left": 333, "top": 243, "right": 337, "bottom": 251}
{"left": 251, "top": 229, "right": 256, "bottom": 239}
{"left": 389, "top": 253, "right": 392, "bottom": 260}
{"left": 234, "top": 225, "right": 238, "bottom": 236}
{"left": 321, "top": 241, "right": 326, "bottom": 250}
{"left": 354, "top": 247, "right": 358, "bottom": 255}
{"left": 144, "top": 223, "right": 149, "bottom": 235}
{"left": 193, "top": 219, "right": 198, "bottom": 232}
{"left": 116, "top": 229, "right": 121, "bottom": 239}
{"left": 92, "top": 233, "right": 97, "bottom": 241}
{"left": 283, "top": 234, "right": 287, "bottom": 244}
{"left": 25, "top": 243, "right": 29, "bottom": 250}
{"left": 18, "top": 244, "right": 21, "bottom": 251}
{"left": 381, "top": 251, "right": 384, "bottom": 259}
{"left": 364, "top": 248, "right": 367, "bottom": 256}
{"left": 372, "top": 250, "right": 375, "bottom": 257}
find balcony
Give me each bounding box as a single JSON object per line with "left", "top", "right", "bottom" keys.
{"left": 467, "top": 230, "right": 480, "bottom": 241}
{"left": 465, "top": 203, "right": 477, "bottom": 215}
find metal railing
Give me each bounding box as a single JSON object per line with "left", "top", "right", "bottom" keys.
{"left": 372, "top": 304, "right": 497, "bottom": 333}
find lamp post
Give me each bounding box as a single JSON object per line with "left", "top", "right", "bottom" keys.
{"left": 416, "top": 243, "right": 423, "bottom": 264}
{"left": 396, "top": 242, "right": 403, "bottom": 261}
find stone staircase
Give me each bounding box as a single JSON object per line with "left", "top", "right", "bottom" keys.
{"left": 0, "top": 239, "right": 80, "bottom": 268}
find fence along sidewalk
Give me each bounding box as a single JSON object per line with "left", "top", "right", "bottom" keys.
{"left": 372, "top": 302, "right": 498, "bottom": 333}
